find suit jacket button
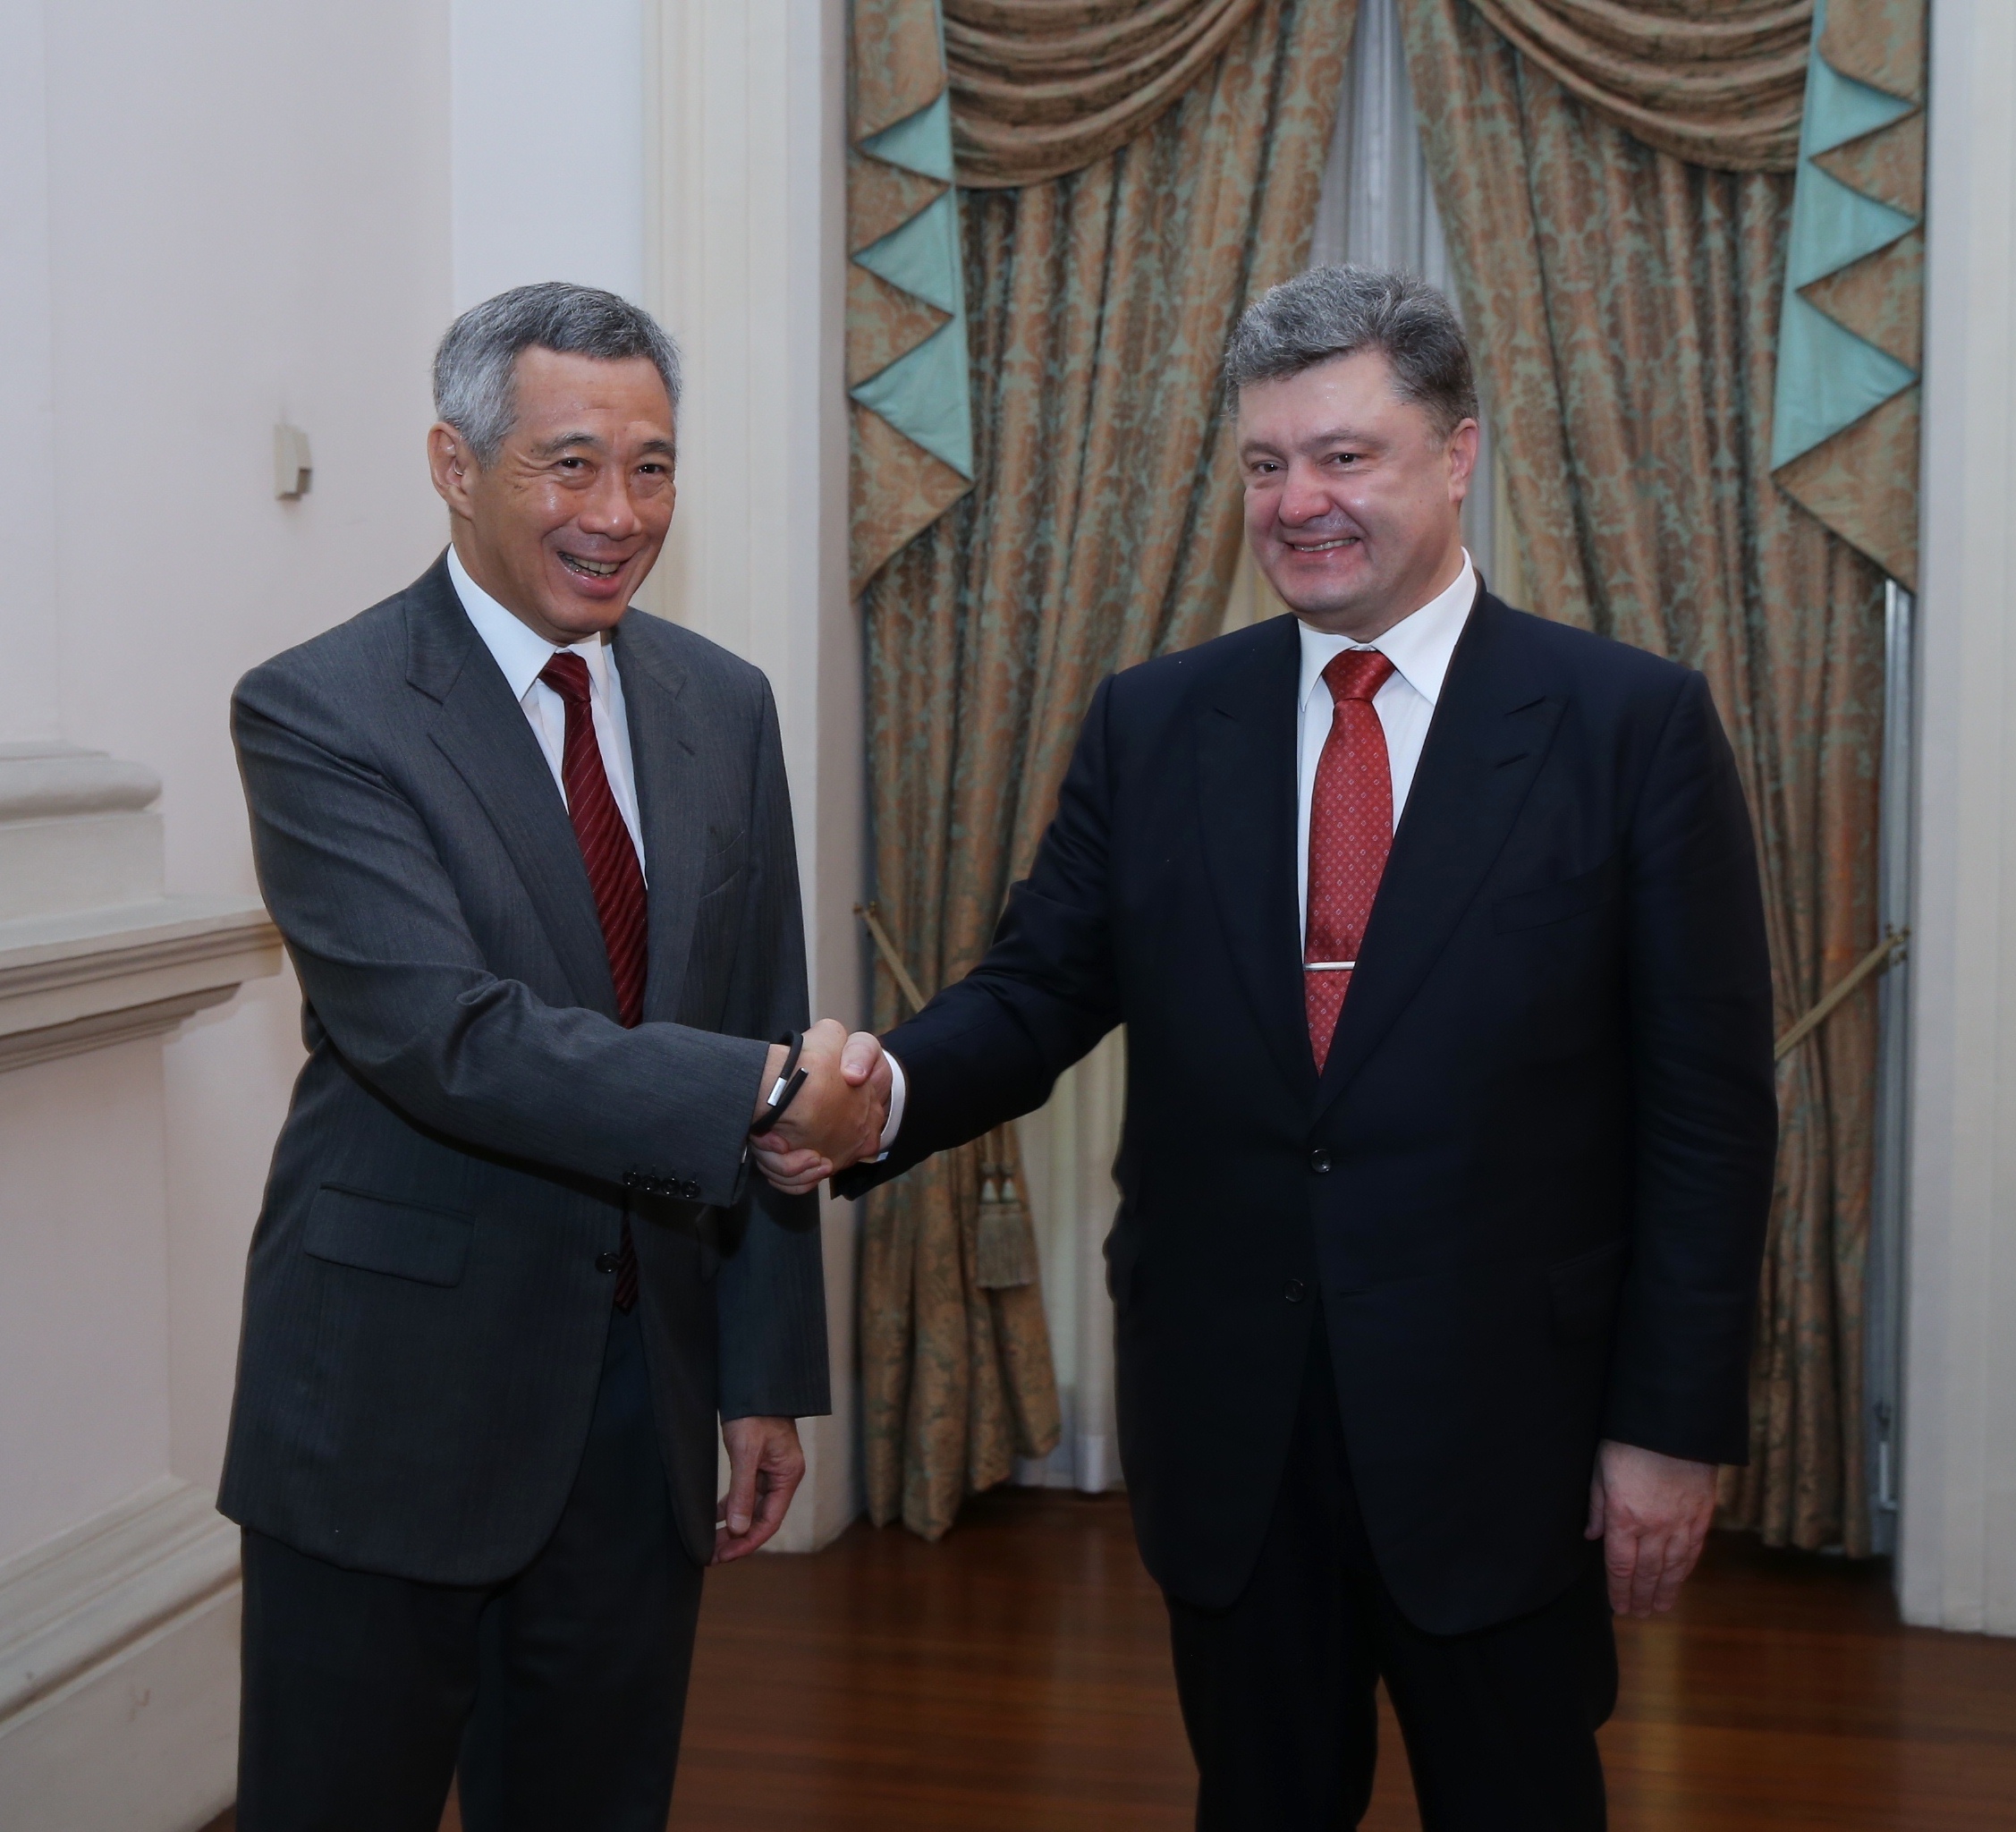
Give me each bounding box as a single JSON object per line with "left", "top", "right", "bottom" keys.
{"left": 595, "top": 1251, "right": 621, "bottom": 1274}
{"left": 681, "top": 1180, "right": 700, "bottom": 1200}
{"left": 1309, "top": 1149, "right": 1333, "bottom": 1174}
{"left": 1284, "top": 1277, "right": 1307, "bottom": 1303}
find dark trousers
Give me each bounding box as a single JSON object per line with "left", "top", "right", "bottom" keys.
{"left": 1165, "top": 1324, "right": 1616, "bottom": 1831}
{"left": 237, "top": 1305, "right": 704, "bottom": 1832}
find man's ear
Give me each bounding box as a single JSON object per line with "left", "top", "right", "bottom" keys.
{"left": 1445, "top": 417, "right": 1481, "bottom": 503}
{"left": 427, "top": 421, "right": 479, "bottom": 515}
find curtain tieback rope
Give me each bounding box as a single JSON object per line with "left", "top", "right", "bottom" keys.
{"left": 1775, "top": 928, "right": 1909, "bottom": 1062}
{"left": 856, "top": 901, "right": 929, "bottom": 1017}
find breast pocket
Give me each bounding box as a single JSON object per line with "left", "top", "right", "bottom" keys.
{"left": 1493, "top": 855, "right": 1621, "bottom": 933}
{"left": 303, "top": 1185, "right": 473, "bottom": 1287}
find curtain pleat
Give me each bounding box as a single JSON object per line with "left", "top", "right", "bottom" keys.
{"left": 1402, "top": 0, "right": 1885, "bottom": 1553}
{"left": 859, "top": 0, "right": 1357, "bottom": 1541}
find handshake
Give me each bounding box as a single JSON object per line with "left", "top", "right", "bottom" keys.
{"left": 747, "top": 1019, "right": 893, "bottom": 1197}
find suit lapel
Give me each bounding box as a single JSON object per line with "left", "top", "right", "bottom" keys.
{"left": 407, "top": 557, "right": 621, "bottom": 1019}
{"left": 612, "top": 617, "right": 707, "bottom": 1025}
{"left": 1314, "top": 594, "right": 1563, "bottom": 1120}
{"left": 1197, "top": 615, "right": 1317, "bottom": 1103}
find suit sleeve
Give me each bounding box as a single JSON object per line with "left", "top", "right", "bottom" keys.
{"left": 232, "top": 663, "right": 771, "bottom": 1209}
{"left": 836, "top": 674, "right": 1126, "bottom": 1199}
{"left": 714, "top": 680, "right": 831, "bottom": 1420}
{"left": 1605, "top": 670, "right": 1778, "bottom": 1464}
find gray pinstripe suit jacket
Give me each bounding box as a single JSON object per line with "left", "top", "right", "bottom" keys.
{"left": 218, "top": 556, "right": 828, "bottom": 1582}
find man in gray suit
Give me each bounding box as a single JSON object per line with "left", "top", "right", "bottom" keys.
{"left": 222, "top": 284, "right": 891, "bottom": 1829}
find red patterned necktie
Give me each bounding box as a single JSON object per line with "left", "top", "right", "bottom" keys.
{"left": 538, "top": 650, "right": 646, "bottom": 1311}
{"left": 1305, "top": 649, "right": 1396, "bottom": 1073}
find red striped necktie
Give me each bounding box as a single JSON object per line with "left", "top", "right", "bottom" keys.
{"left": 538, "top": 649, "right": 645, "bottom": 1310}
{"left": 1305, "top": 649, "right": 1396, "bottom": 1073}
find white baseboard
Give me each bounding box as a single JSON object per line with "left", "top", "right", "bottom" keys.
{"left": 0, "top": 1478, "right": 241, "bottom": 1831}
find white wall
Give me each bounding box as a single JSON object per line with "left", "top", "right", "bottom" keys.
{"left": 13, "top": 0, "right": 455, "bottom": 1522}
{"left": 452, "top": 0, "right": 645, "bottom": 310}
{"left": 0, "top": 3, "right": 454, "bottom": 1817}
{"left": 1900, "top": 0, "right": 2016, "bottom": 1635}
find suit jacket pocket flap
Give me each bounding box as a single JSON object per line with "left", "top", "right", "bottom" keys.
{"left": 304, "top": 1185, "right": 473, "bottom": 1287}
{"left": 698, "top": 824, "right": 749, "bottom": 899}
{"left": 1494, "top": 856, "right": 1620, "bottom": 932}
{"left": 1547, "top": 1239, "right": 1628, "bottom": 1341}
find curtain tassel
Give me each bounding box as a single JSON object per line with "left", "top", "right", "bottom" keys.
{"left": 974, "top": 1123, "right": 1039, "bottom": 1289}
{"left": 853, "top": 900, "right": 1041, "bottom": 1288}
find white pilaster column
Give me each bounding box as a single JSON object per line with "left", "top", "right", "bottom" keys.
{"left": 643, "top": 0, "right": 863, "bottom": 1548}
{"left": 1899, "top": 0, "right": 2016, "bottom": 1635}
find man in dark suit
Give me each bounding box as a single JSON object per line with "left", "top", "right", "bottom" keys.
{"left": 224, "top": 283, "right": 891, "bottom": 1830}
{"left": 784, "top": 267, "right": 1776, "bottom": 1828}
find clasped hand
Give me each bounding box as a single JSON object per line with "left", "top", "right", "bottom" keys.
{"left": 749, "top": 1018, "right": 890, "bottom": 1195}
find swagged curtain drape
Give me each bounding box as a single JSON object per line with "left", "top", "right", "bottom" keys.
{"left": 1460, "top": 0, "right": 1813, "bottom": 171}
{"left": 857, "top": 0, "right": 1356, "bottom": 1541}
{"left": 1400, "top": 0, "right": 1895, "bottom": 1555}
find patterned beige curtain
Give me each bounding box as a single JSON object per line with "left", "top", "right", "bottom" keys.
{"left": 859, "top": 0, "right": 1357, "bottom": 1541}
{"left": 1445, "top": 0, "right": 1927, "bottom": 587}
{"left": 1400, "top": 0, "right": 1886, "bottom": 1553}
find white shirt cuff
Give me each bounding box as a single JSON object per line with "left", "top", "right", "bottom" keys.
{"left": 875, "top": 1055, "right": 907, "bottom": 1161}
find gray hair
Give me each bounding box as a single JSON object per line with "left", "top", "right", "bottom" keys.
{"left": 1222, "top": 265, "right": 1478, "bottom": 438}
{"left": 432, "top": 282, "right": 682, "bottom": 464}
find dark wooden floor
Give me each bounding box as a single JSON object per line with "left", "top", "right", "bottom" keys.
{"left": 670, "top": 1489, "right": 2016, "bottom": 1831}
{"left": 207, "top": 1487, "right": 2016, "bottom": 1830}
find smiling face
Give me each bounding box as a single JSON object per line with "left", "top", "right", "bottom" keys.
{"left": 428, "top": 346, "right": 676, "bottom": 646}
{"left": 1238, "top": 348, "right": 1478, "bottom": 641}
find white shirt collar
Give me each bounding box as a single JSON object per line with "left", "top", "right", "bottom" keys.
{"left": 1295, "top": 551, "right": 1478, "bottom": 712}
{"left": 446, "top": 544, "right": 614, "bottom": 703}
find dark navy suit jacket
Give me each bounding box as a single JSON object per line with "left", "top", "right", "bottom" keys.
{"left": 840, "top": 595, "right": 1775, "bottom": 1634}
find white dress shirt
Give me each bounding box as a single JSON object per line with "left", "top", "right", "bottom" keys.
{"left": 1295, "top": 554, "right": 1477, "bottom": 936}
{"left": 448, "top": 546, "right": 648, "bottom": 880}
